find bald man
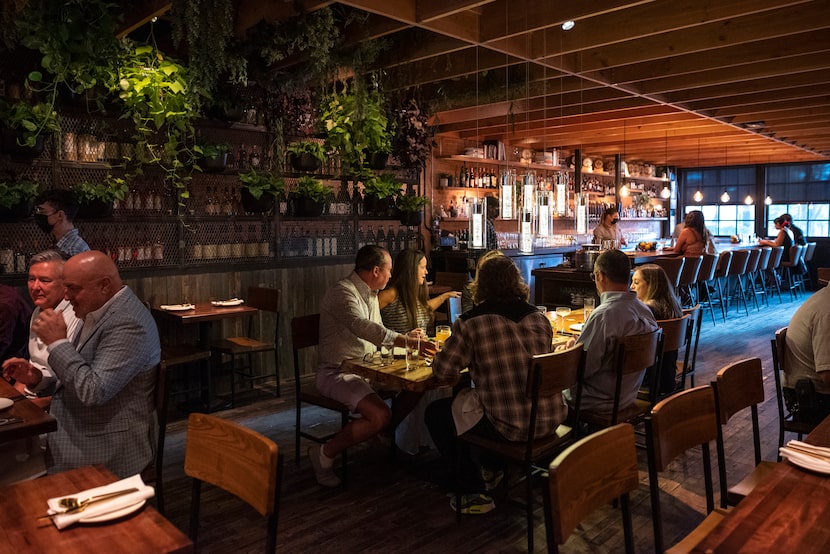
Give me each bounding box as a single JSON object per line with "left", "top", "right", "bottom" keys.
{"left": 16, "top": 251, "right": 160, "bottom": 478}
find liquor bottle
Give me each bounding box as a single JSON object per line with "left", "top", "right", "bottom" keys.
{"left": 459, "top": 163, "right": 468, "bottom": 188}
{"left": 356, "top": 226, "right": 365, "bottom": 250}
{"left": 249, "top": 145, "right": 261, "bottom": 169}
{"left": 366, "top": 225, "right": 376, "bottom": 245}
{"left": 335, "top": 181, "right": 351, "bottom": 215}
{"left": 376, "top": 225, "right": 386, "bottom": 246}
{"left": 329, "top": 228, "right": 338, "bottom": 256}
{"left": 386, "top": 225, "right": 395, "bottom": 253}
{"left": 396, "top": 226, "right": 406, "bottom": 252}
{"left": 237, "top": 143, "right": 247, "bottom": 171}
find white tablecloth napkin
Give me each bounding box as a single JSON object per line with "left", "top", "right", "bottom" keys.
{"left": 47, "top": 474, "right": 155, "bottom": 530}
{"left": 159, "top": 303, "right": 195, "bottom": 311}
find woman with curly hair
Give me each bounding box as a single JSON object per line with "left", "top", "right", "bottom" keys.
{"left": 665, "top": 210, "right": 713, "bottom": 255}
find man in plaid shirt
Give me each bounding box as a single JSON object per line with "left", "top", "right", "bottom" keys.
{"left": 426, "top": 254, "right": 555, "bottom": 514}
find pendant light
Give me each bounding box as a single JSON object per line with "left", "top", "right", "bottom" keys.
{"left": 693, "top": 138, "right": 703, "bottom": 202}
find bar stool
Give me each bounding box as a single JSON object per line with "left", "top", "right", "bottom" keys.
{"left": 750, "top": 247, "right": 772, "bottom": 307}
{"left": 740, "top": 249, "right": 761, "bottom": 311}
{"left": 802, "top": 242, "right": 817, "bottom": 290}
{"left": 677, "top": 255, "right": 703, "bottom": 307}
{"left": 766, "top": 246, "right": 785, "bottom": 304}
{"left": 725, "top": 249, "right": 749, "bottom": 317}
{"left": 651, "top": 256, "right": 685, "bottom": 291}
{"left": 709, "top": 251, "right": 732, "bottom": 322}
{"left": 780, "top": 244, "right": 806, "bottom": 300}
{"left": 695, "top": 253, "right": 717, "bottom": 325}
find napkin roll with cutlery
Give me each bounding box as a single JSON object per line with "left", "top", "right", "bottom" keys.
{"left": 46, "top": 474, "right": 155, "bottom": 529}
{"left": 779, "top": 440, "right": 830, "bottom": 471}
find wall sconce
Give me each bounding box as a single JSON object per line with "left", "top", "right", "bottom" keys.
{"left": 720, "top": 190, "right": 730, "bottom": 203}
{"left": 744, "top": 195, "right": 753, "bottom": 205}
{"left": 693, "top": 190, "right": 703, "bottom": 202}
{"left": 660, "top": 185, "right": 671, "bottom": 199}
{"left": 765, "top": 196, "right": 773, "bottom": 205}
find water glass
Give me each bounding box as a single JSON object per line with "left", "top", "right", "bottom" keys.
{"left": 405, "top": 334, "right": 420, "bottom": 371}
{"left": 381, "top": 339, "right": 395, "bottom": 366}
{"left": 583, "top": 297, "right": 596, "bottom": 322}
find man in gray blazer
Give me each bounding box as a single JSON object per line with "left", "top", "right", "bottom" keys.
{"left": 27, "top": 250, "right": 160, "bottom": 478}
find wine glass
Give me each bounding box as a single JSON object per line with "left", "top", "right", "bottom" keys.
{"left": 555, "top": 306, "right": 572, "bottom": 333}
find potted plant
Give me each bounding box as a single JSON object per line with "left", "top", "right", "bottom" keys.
{"left": 321, "top": 86, "right": 391, "bottom": 174}
{"left": 73, "top": 176, "right": 129, "bottom": 218}
{"left": 0, "top": 100, "right": 60, "bottom": 158}
{"left": 0, "top": 179, "right": 40, "bottom": 220}
{"left": 391, "top": 99, "right": 434, "bottom": 170}
{"left": 239, "top": 169, "right": 284, "bottom": 213}
{"left": 396, "top": 191, "right": 429, "bottom": 226}
{"left": 363, "top": 173, "right": 400, "bottom": 216}
{"left": 291, "top": 175, "right": 330, "bottom": 217}
{"left": 287, "top": 140, "right": 326, "bottom": 172}
{"left": 194, "top": 142, "right": 229, "bottom": 173}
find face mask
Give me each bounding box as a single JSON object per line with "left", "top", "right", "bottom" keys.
{"left": 34, "top": 214, "right": 54, "bottom": 234}
{"left": 610, "top": 219, "right": 619, "bottom": 225}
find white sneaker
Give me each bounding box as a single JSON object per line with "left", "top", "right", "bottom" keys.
{"left": 308, "top": 446, "right": 341, "bottom": 487}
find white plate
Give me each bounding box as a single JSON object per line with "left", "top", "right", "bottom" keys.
{"left": 0, "top": 397, "right": 13, "bottom": 410}
{"left": 569, "top": 323, "right": 584, "bottom": 332}
{"left": 780, "top": 448, "right": 830, "bottom": 475}
{"left": 211, "top": 299, "right": 244, "bottom": 307}
{"left": 160, "top": 304, "right": 195, "bottom": 311}
{"left": 80, "top": 499, "right": 146, "bottom": 523}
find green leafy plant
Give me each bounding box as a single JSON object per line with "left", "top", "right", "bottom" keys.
{"left": 396, "top": 192, "right": 430, "bottom": 212}
{"left": 363, "top": 173, "right": 400, "bottom": 199}
{"left": 287, "top": 140, "right": 326, "bottom": 163}
{"left": 0, "top": 100, "right": 60, "bottom": 147}
{"left": 239, "top": 169, "right": 285, "bottom": 200}
{"left": 294, "top": 175, "right": 331, "bottom": 203}
{"left": 321, "top": 85, "right": 391, "bottom": 172}
{"left": 194, "top": 142, "right": 229, "bottom": 159}
{"left": 0, "top": 180, "right": 40, "bottom": 209}
{"left": 73, "top": 176, "right": 128, "bottom": 203}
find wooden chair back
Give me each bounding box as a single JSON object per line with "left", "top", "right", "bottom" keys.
{"left": 679, "top": 305, "right": 702, "bottom": 389}
{"left": 727, "top": 249, "right": 749, "bottom": 277}
{"left": 768, "top": 246, "right": 785, "bottom": 270}
{"left": 528, "top": 344, "right": 586, "bottom": 439}
{"left": 292, "top": 313, "right": 320, "bottom": 353}
{"left": 611, "top": 329, "right": 663, "bottom": 424}
{"left": 818, "top": 267, "right": 830, "bottom": 288}
{"left": 713, "top": 250, "right": 732, "bottom": 278}
{"left": 547, "top": 423, "right": 638, "bottom": 552}
{"left": 678, "top": 255, "right": 703, "bottom": 288}
{"left": 697, "top": 253, "right": 717, "bottom": 283}
{"left": 646, "top": 386, "right": 717, "bottom": 552}
{"left": 656, "top": 314, "right": 689, "bottom": 353}
{"left": 652, "top": 257, "right": 685, "bottom": 289}
{"left": 770, "top": 326, "right": 816, "bottom": 452}
{"left": 246, "top": 287, "right": 280, "bottom": 313}
{"left": 185, "top": 413, "right": 282, "bottom": 552}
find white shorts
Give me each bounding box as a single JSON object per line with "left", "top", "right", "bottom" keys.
{"left": 316, "top": 369, "right": 376, "bottom": 412}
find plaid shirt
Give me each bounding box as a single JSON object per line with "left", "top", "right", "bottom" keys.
{"left": 56, "top": 229, "right": 90, "bottom": 258}
{"left": 433, "top": 301, "right": 559, "bottom": 441}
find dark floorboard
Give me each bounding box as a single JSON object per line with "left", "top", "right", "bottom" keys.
{"left": 157, "top": 292, "right": 807, "bottom": 553}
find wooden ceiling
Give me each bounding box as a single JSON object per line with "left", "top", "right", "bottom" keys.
{"left": 131, "top": 0, "right": 830, "bottom": 169}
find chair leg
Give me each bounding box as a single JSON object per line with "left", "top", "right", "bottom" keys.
{"left": 189, "top": 479, "right": 202, "bottom": 545}
{"left": 273, "top": 349, "right": 281, "bottom": 398}
{"left": 526, "top": 462, "right": 534, "bottom": 553}
{"left": 295, "top": 402, "right": 302, "bottom": 464}
{"left": 621, "top": 493, "right": 635, "bottom": 554}
{"left": 542, "top": 473, "right": 557, "bottom": 554}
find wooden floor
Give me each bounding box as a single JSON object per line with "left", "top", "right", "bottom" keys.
{"left": 157, "top": 292, "right": 806, "bottom": 553}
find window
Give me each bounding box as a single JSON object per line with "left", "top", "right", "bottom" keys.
{"left": 686, "top": 204, "right": 754, "bottom": 237}
{"left": 765, "top": 162, "right": 830, "bottom": 238}
{"left": 680, "top": 166, "right": 757, "bottom": 237}
{"left": 767, "top": 203, "right": 829, "bottom": 238}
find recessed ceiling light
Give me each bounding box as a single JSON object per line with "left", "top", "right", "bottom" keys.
{"left": 562, "top": 20, "right": 575, "bottom": 31}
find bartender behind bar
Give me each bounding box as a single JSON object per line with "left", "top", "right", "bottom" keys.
{"left": 593, "top": 207, "right": 627, "bottom": 247}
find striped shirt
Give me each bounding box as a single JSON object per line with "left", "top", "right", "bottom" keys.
{"left": 56, "top": 229, "right": 90, "bottom": 258}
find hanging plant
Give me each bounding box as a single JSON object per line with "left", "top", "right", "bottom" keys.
{"left": 391, "top": 98, "right": 435, "bottom": 170}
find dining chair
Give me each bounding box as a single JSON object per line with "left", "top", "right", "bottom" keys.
{"left": 646, "top": 386, "right": 724, "bottom": 553}
{"left": 291, "top": 313, "right": 350, "bottom": 480}
{"left": 544, "top": 423, "right": 639, "bottom": 554}
{"left": 678, "top": 304, "right": 702, "bottom": 389}
{"left": 185, "top": 413, "right": 283, "bottom": 553}
{"left": 211, "top": 287, "right": 281, "bottom": 407}
{"left": 140, "top": 364, "right": 166, "bottom": 514}
{"left": 712, "top": 358, "right": 778, "bottom": 508}
{"left": 456, "top": 344, "right": 586, "bottom": 553}
{"left": 645, "top": 315, "right": 691, "bottom": 403}
{"left": 580, "top": 328, "right": 663, "bottom": 432}
{"left": 771, "top": 326, "right": 816, "bottom": 453}
{"left": 818, "top": 267, "right": 830, "bottom": 289}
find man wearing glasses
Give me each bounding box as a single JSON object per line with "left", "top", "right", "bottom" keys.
{"left": 593, "top": 207, "right": 627, "bottom": 247}
{"left": 33, "top": 189, "right": 90, "bottom": 258}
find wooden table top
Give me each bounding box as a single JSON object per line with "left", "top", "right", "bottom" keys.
{"left": 0, "top": 379, "right": 57, "bottom": 444}
{"left": 151, "top": 302, "right": 257, "bottom": 324}
{"left": 692, "top": 414, "right": 830, "bottom": 552}
{"left": 625, "top": 249, "right": 679, "bottom": 264}
{"left": 0, "top": 465, "right": 192, "bottom": 553}
{"left": 341, "top": 354, "right": 446, "bottom": 392}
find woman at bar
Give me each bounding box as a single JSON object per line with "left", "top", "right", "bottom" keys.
{"left": 379, "top": 248, "right": 460, "bottom": 454}
{"left": 760, "top": 216, "right": 794, "bottom": 261}
{"left": 630, "top": 264, "right": 683, "bottom": 394}
{"left": 665, "top": 210, "right": 713, "bottom": 255}
{"left": 593, "top": 207, "right": 627, "bottom": 247}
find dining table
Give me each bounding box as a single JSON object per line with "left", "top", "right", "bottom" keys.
{"left": 692, "top": 413, "right": 830, "bottom": 552}
{"left": 0, "top": 378, "right": 57, "bottom": 444}
{"left": 151, "top": 302, "right": 258, "bottom": 348}
{"left": 0, "top": 464, "right": 192, "bottom": 553}
{"left": 341, "top": 353, "right": 447, "bottom": 393}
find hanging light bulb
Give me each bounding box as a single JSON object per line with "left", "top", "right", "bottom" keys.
{"left": 693, "top": 190, "right": 703, "bottom": 202}
{"left": 765, "top": 195, "right": 773, "bottom": 205}
{"left": 720, "top": 190, "right": 730, "bottom": 203}
{"left": 561, "top": 20, "right": 575, "bottom": 31}
{"left": 744, "top": 194, "right": 753, "bottom": 205}
{"left": 619, "top": 184, "right": 630, "bottom": 197}
{"left": 660, "top": 185, "right": 671, "bottom": 199}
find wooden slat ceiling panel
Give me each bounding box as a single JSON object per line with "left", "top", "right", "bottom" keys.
{"left": 123, "top": 0, "right": 830, "bottom": 167}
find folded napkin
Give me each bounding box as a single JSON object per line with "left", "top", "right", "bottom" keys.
{"left": 787, "top": 440, "right": 830, "bottom": 457}
{"left": 160, "top": 303, "right": 195, "bottom": 311}
{"left": 47, "top": 474, "right": 155, "bottom": 530}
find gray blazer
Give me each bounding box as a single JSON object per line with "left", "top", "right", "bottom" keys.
{"left": 46, "top": 286, "right": 161, "bottom": 478}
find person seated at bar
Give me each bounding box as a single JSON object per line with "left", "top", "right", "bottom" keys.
{"left": 379, "top": 248, "right": 460, "bottom": 455}
{"left": 760, "top": 216, "right": 795, "bottom": 288}
{"left": 782, "top": 283, "right": 830, "bottom": 424}
{"left": 4, "top": 251, "right": 160, "bottom": 478}
{"left": 630, "top": 264, "right": 683, "bottom": 395}
{"left": 570, "top": 249, "right": 657, "bottom": 416}
{"left": 1, "top": 250, "right": 82, "bottom": 485}
{"left": 33, "top": 189, "right": 90, "bottom": 258}
{"left": 593, "top": 207, "right": 627, "bottom": 247}
{"left": 311, "top": 245, "right": 436, "bottom": 487}
{"left": 781, "top": 213, "right": 807, "bottom": 246}
{"left": 664, "top": 210, "right": 714, "bottom": 255}
{"left": 425, "top": 255, "right": 555, "bottom": 514}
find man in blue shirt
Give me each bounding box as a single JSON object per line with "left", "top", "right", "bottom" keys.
{"left": 33, "top": 190, "right": 90, "bottom": 258}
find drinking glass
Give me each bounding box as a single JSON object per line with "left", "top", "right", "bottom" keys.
{"left": 583, "top": 297, "right": 595, "bottom": 322}
{"left": 555, "top": 306, "right": 572, "bottom": 333}
{"left": 381, "top": 339, "right": 395, "bottom": 366}
{"left": 405, "top": 334, "right": 420, "bottom": 371}
{"left": 435, "top": 325, "right": 451, "bottom": 349}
